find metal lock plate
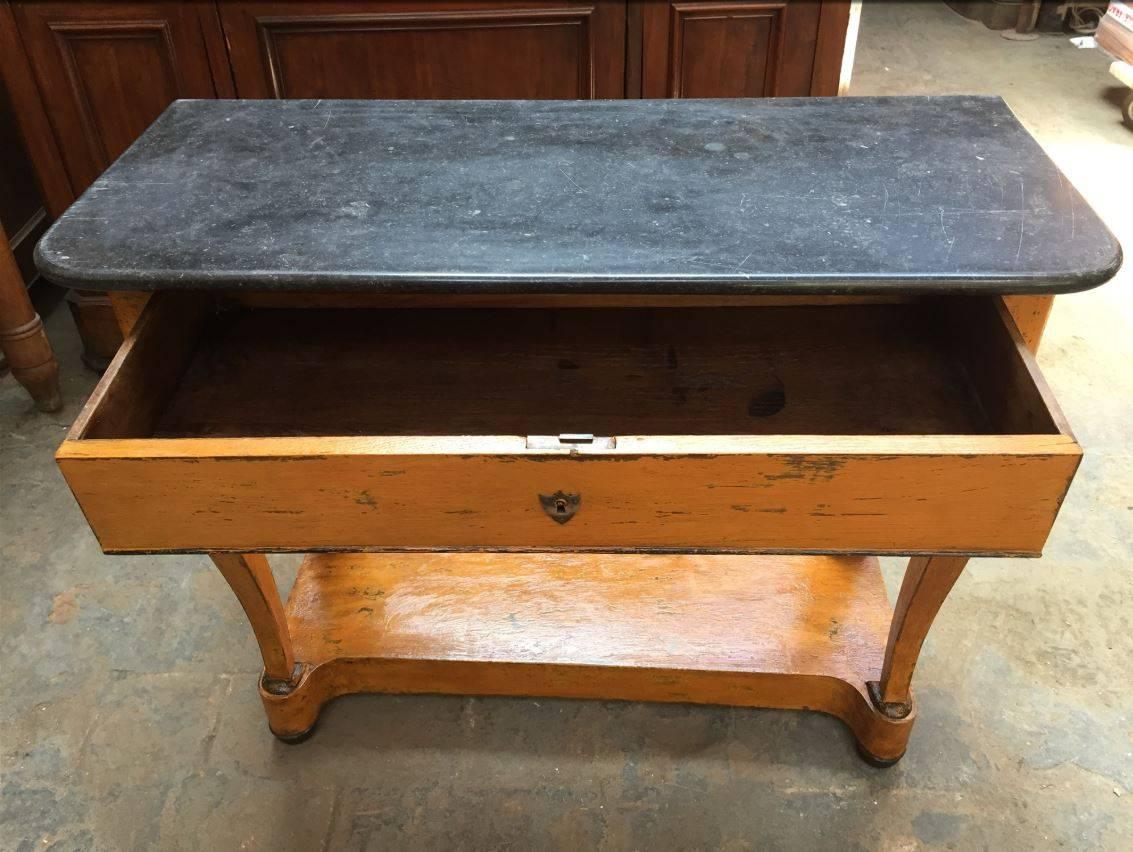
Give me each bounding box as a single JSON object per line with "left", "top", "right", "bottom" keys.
{"left": 539, "top": 491, "right": 581, "bottom": 524}
{"left": 528, "top": 436, "right": 608, "bottom": 524}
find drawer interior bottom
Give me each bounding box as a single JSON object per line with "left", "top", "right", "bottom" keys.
{"left": 116, "top": 301, "right": 1052, "bottom": 439}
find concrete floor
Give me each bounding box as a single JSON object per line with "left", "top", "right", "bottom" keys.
{"left": 2, "top": 2, "right": 1131, "bottom": 849}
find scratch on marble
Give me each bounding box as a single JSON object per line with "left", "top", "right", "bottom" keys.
{"left": 939, "top": 208, "right": 957, "bottom": 263}
{"left": 1016, "top": 209, "right": 1026, "bottom": 263}
{"left": 558, "top": 166, "right": 586, "bottom": 193}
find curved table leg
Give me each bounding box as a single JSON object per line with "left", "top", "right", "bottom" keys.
{"left": 869, "top": 555, "right": 970, "bottom": 727}
{"left": 1, "top": 227, "right": 61, "bottom": 412}
{"left": 210, "top": 552, "right": 310, "bottom": 739}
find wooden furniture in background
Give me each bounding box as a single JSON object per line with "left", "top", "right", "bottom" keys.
{"left": 641, "top": 0, "right": 849, "bottom": 97}
{"left": 3, "top": 0, "right": 234, "bottom": 368}
{"left": 0, "top": 81, "right": 50, "bottom": 286}
{"left": 2, "top": 0, "right": 857, "bottom": 162}
{"left": 8, "top": 0, "right": 232, "bottom": 195}
{"left": 217, "top": 0, "right": 628, "bottom": 99}
{"left": 0, "top": 223, "right": 60, "bottom": 411}
{"left": 0, "top": 57, "right": 61, "bottom": 406}
{"left": 0, "top": 4, "right": 58, "bottom": 398}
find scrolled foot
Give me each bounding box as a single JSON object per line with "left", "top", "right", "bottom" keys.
{"left": 855, "top": 739, "right": 905, "bottom": 768}
{"left": 259, "top": 662, "right": 324, "bottom": 743}
{"left": 270, "top": 722, "right": 317, "bottom": 744}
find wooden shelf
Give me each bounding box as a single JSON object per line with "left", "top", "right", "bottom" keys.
{"left": 265, "top": 551, "right": 913, "bottom": 759}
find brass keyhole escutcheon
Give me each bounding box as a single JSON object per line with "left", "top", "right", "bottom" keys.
{"left": 539, "top": 491, "right": 580, "bottom": 524}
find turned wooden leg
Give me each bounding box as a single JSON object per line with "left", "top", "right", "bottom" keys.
{"left": 0, "top": 226, "right": 61, "bottom": 412}
{"left": 870, "top": 555, "right": 970, "bottom": 720}
{"left": 209, "top": 552, "right": 299, "bottom": 685}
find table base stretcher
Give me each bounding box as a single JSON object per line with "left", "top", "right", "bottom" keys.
{"left": 213, "top": 549, "right": 968, "bottom": 766}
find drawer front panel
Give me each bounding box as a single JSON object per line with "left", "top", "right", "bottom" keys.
{"left": 59, "top": 439, "right": 1079, "bottom": 554}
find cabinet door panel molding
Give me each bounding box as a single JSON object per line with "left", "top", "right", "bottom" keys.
{"left": 643, "top": 0, "right": 826, "bottom": 98}
{"left": 220, "top": 1, "right": 626, "bottom": 99}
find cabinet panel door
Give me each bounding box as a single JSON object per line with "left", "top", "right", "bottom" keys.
{"left": 11, "top": 1, "right": 229, "bottom": 194}
{"left": 642, "top": 1, "right": 827, "bottom": 98}
{"left": 219, "top": 1, "right": 625, "bottom": 99}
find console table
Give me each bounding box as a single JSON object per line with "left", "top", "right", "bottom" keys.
{"left": 39, "top": 96, "right": 1120, "bottom": 765}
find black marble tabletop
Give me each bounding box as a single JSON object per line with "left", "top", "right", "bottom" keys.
{"left": 35, "top": 97, "right": 1120, "bottom": 294}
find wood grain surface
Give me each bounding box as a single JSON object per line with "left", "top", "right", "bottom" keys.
{"left": 288, "top": 551, "right": 889, "bottom": 675}
{"left": 56, "top": 297, "right": 1081, "bottom": 555}
{"left": 1002, "top": 294, "right": 1055, "bottom": 352}
{"left": 58, "top": 434, "right": 1080, "bottom": 554}
{"left": 154, "top": 303, "right": 992, "bottom": 438}
{"left": 257, "top": 550, "right": 913, "bottom": 760}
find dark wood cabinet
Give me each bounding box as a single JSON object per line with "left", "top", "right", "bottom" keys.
{"left": 218, "top": 1, "right": 626, "bottom": 99}
{"left": 0, "top": 82, "right": 49, "bottom": 285}
{"left": 10, "top": 1, "right": 231, "bottom": 195}
{"left": 642, "top": 1, "right": 845, "bottom": 98}
{"left": 6, "top": 1, "right": 234, "bottom": 366}
{"left": 5, "top": 0, "right": 852, "bottom": 200}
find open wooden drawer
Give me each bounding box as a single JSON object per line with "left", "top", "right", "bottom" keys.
{"left": 57, "top": 294, "right": 1081, "bottom": 555}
